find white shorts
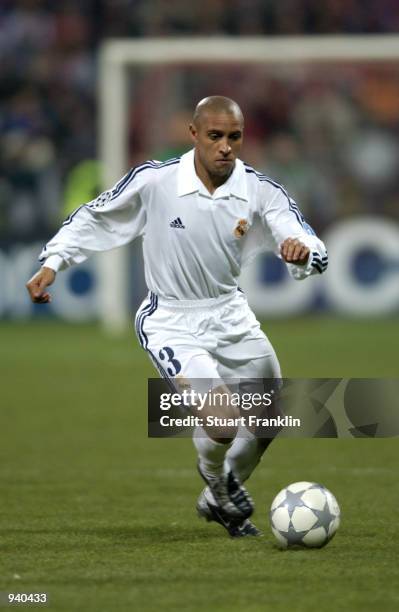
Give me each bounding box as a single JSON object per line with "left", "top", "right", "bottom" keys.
{"left": 135, "top": 290, "right": 281, "bottom": 384}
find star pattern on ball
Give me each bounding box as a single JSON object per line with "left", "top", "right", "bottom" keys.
{"left": 278, "top": 489, "right": 307, "bottom": 517}
{"left": 284, "top": 525, "right": 309, "bottom": 545}
{"left": 310, "top": 500, "right": 336, "bottom": 530}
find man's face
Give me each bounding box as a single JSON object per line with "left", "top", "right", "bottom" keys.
{"left": 189, "top": 111, "right": 244, "bottom": 180}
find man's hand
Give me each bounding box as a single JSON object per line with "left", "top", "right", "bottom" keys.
{"left": 280, "top": 238, "right": 310, "bottom": 265}
{"left": 26, "top": 267, "right": 56, "bottom": 303}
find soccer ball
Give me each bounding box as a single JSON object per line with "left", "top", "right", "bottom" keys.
{"left": 269, "top": 481, "right": 340, "bottom": 548}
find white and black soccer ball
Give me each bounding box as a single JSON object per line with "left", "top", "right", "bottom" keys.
{"left": 269, "top": 481, "right": 340, "bottom": 548}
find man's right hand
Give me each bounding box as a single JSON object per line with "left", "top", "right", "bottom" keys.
{"left": 26, "top": 267, "right": 56, "bottom": 304}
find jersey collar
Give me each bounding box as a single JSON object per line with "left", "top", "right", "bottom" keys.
{"left": 177, "top": 149, "right": 248, "bottom": 201}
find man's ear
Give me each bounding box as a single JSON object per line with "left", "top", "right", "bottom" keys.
{"left": 189, "top": 123, "right": 197, "bottom": 143}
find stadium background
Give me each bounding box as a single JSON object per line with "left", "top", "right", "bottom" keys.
{"left": 1, "top": 2, "right": 398, "bottom": 611}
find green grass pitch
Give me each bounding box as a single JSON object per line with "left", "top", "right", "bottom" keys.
{"left": 0, "top": 317, "right": 398, "bottom": 611}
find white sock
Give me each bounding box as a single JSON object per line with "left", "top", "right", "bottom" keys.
{"left": 225, "top": 426, "right": 272, "bottom": 482}
{"left": 200, "top": 431, "right": 269, "bottom": 506}
{"left": 193, "top": 426, "right": 233, "bottom": 477}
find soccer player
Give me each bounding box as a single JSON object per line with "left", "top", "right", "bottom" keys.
{"left": 26, "top": 96, "right": 328, "bottom": 538}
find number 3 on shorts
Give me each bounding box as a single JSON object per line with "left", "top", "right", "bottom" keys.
{"left": 158, "top": 346, "right": 182, "bottom": 376}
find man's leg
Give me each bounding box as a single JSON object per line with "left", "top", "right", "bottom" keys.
{"left": 196, "top": 348, "right": 280, "bottom": 535}
{"left": 195, "top": 290, "right": 283, "bottom": 527}
{"left": 189, "top": 375, "right": 254, "bottom": 521}
{"left": 226, "top": 427, "right": 273, "bottom": 482}
{"left": 137, "top": 293, "right": 255, "bottom": 528}
{"left": 212, "top": 319, "right": 282, "bottom": 476}
{"left": 195, "top": 327, "right": 281, "bottom": 535}
{"left": 137, "top": 299, "right": 253, "bottom": 521}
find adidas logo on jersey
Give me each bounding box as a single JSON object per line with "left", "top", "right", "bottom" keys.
{"left": 170, "top": 217, "right": 185, "bottom": 229}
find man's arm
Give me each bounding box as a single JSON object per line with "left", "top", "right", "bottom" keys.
{"left": 26, "top": 162, "right": 151, "bottom": 304}
{"left": 262, "top": 186, "right": 328, "bottom": 280}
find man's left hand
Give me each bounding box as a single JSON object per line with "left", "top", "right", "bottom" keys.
{"left": 280, "top": 238, "right": 310, "bottom": 265}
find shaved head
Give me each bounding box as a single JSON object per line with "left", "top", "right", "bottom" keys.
{"left": 189, "top": 96, "right": 244, "bottom": 192}
{"left": 193, "top": 96, "right": 244, "bottom": 127}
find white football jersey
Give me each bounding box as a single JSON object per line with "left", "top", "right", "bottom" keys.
{"left": 40, "top": 149, "right": 328, "bottom": 300}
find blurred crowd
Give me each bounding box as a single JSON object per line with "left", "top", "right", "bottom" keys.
{"left": 1, "top": 0, "right": 399, "bottom": 241}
